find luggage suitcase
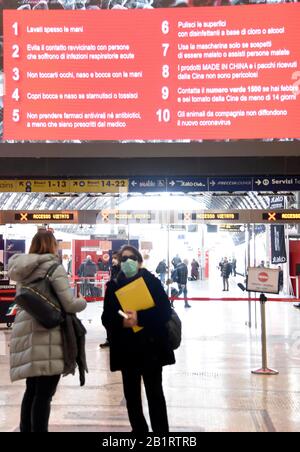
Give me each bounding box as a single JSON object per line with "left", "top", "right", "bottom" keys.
{"left": 0, "top": 280, "right": 17, "bottom": 328}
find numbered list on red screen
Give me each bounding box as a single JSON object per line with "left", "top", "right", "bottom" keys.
{"left": 3, "top": 4, "right": 300, "bottom": 141}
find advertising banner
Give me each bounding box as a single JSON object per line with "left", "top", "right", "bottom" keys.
{"left": 4, "top": 240, "right": 26, "bottom": 266}
{"left": 270, "top": 196, "right": 287, "bottom": 265}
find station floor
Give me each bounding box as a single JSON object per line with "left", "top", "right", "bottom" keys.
{"left": 1, "top": 279, "right": 300, "bottom": 433}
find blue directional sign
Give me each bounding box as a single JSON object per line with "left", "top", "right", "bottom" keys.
{"left": 128, "top": 175, "right": 300, "bottom": 193}
{"left": 129, "top": 177, "right": 167, "bottom": 192}
{"left": 167, "top": 177, "right": 208, "bottom": 192}
{"left": 208, "top": 177, "right": 253, "bottom": 192}
{"left": 253, "top": 176, "right": 300, "bottom": 192}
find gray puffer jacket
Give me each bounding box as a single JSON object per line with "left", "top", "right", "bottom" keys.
{"left": 8, "top": 253, "right": 87, "bottom": 382}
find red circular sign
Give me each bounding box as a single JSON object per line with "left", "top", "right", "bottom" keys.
{"left": 102, "top": 253, "right": 110, "bottom": 262}
{"left": 258, "top": 272, "right": 269, "bottom": 283}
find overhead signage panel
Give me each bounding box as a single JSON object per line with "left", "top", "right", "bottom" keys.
{"left": 97, "top": 210, "right": 158, "bottom": 224}
{"left": 219, "top": 224, "right": 245, "bottom": 233}
{"left": 14, "top": 212, "right": 76, "bottom": 223}
{"left": 167, "top": 178, "right": 208, "bottom": 192}
{"left": 263, "top": 212, "right": 300, "bottom": 222}
{"left": 129, "top": 178, "right": 167, "bottom": 193}
{"left": 0, "top": 176, "right": 300, "bottom": 194}
{"left": 254, "top": 176, "right": 300, "bottom": 192}
{"left": 17, "top": 180, "right": 71, "bottom": 193}
{"left": 0, "top": 179, "right": 128, "bottom": 193}
{"left": 208, "top": 177, "right": 253, "bottom": 192}
{"left": 0, "top": 180, "right": 18, "bottom": 192}
{"left": 197, "top": 212, "right": 240, "bottom": 221}
{"left": 2, "top": 209, "right": 300, "bottom": 225}
{"left": 70, "top": 179, "right": 128, "bottom": 193}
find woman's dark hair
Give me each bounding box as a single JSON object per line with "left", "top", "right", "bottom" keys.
{"left": 29, "top": 230, "right": 58, "bottom": 255}
{"left": 112, "top": 250, "right": 120, "bottom": 261}
{"left": 119, "top": 245, "right": 143, "bottom": 264}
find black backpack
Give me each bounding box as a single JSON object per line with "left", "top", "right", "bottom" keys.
{"left": 166, "top": 308, "right": 182, "bottom": 350}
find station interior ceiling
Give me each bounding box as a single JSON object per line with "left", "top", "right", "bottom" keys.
{"left": 0, "top": 190, "right": 296, "bottom": 211}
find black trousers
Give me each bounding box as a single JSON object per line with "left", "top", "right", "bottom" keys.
{"left": 20, "top": 375, "right": 60, "bottom": 432}
{"left": 121, "top": 366, "right": 169, "bottom": 434}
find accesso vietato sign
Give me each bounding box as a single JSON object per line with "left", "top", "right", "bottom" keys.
{"left": 247, "top": 268, "right": 280, "bottom": 295}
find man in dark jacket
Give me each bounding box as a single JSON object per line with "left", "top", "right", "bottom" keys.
{"left": 78, "top": 255, "right": 97, "bottom": 296}
{"left": 171, "top": 254, "right": 181, "bottom": 269}
{"left": 174, "top": 259, "right": 191, "bottom": 308}
{"left": 221, "top": 257, "right": 232, "bottom": 291}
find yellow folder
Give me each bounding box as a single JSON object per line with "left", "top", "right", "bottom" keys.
{"left": 115, "top": 277, "right": 155, "bottom": 333}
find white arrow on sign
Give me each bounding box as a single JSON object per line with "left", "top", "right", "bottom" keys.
{"left": 131, "top": 181, "right": 137, "bottom": 187}
{"left": 210, "top": 180, "right": 216, "bottom": 187}
{"left": 169, "top": 181, "right": 175, "bottom": 187}
{"left": 255, "top": 179, "right": 262, "bottom": 186}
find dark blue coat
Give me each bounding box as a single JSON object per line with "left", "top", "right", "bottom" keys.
{"left": 102, "top": 269, "right": 175, "bottom": 372}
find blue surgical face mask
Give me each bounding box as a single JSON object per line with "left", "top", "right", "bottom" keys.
{"left": 121, "top": 259, "right": 139, "bottom": 278}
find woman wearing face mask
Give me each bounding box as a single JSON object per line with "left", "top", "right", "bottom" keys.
{"left": 102, "top": 245, "right": 175, "bottom": 434}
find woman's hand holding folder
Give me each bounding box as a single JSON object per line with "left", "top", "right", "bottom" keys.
{"left": 123, "top": 310, "right": 138, "bottom": 328}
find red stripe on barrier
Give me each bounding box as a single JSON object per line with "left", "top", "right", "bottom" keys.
{"left": 84, "top": 297, "right": 299, "bottom": 303}
{"left": 1, "top": 295, "right": 295, "bottom": 303}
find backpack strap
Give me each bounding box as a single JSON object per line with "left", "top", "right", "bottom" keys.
{"left": 45, "top": 263, "right": 61, "bottom": 279}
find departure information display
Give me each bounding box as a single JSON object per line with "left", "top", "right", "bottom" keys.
{"left": 2, "top": 3, "right": 300, "bottom": 141}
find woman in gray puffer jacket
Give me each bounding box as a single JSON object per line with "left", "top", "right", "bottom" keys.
{"left": 8, "top": 230, "right": 87, "bottom": 432}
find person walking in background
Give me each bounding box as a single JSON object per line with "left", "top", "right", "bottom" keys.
{"left": 100, "top": 251, "right": 121, "bottom": 349}
{"left": 175, "top": 259, "right": 191, "bottom": 308}
{"left": 67, "top": 255, "right": 72, "bottom": 276}
{"left": 156, "top": 259, "right": 168, "bottom": 285}
{"left": 78, "top": 255, "right": 97, "bottom": 296}
{"left": 231, "top": 257, "right": 237, "bottom": 277}
{"left": 7, "top": 230, "right": 87, "bottom": 432}
{"left": 218, "top": 257, "right": 224, "bottom": 273}
{"left": 278, "top": 266, "right": 284, "bottom": 293}
{"left": 110, "top": 251, "right": 121, "bottom": 280}
{"left": 171, "top": 254, "right": 181, "bottom": 269}
{"left": 191, "top": 259, "right": 200, "bottom": 281}
{"left": 221, "top": 257, "right": 232, "bottom": 292}
{"left": 97, "top": 257, "right": 105, "bottom": 271}
{"left": 102, "top": 245, "right": 175, "bottom": 434}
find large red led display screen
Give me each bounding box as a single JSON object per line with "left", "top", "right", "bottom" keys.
{"left": 1, "top": 3, "right": 300, "bottom": 141}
